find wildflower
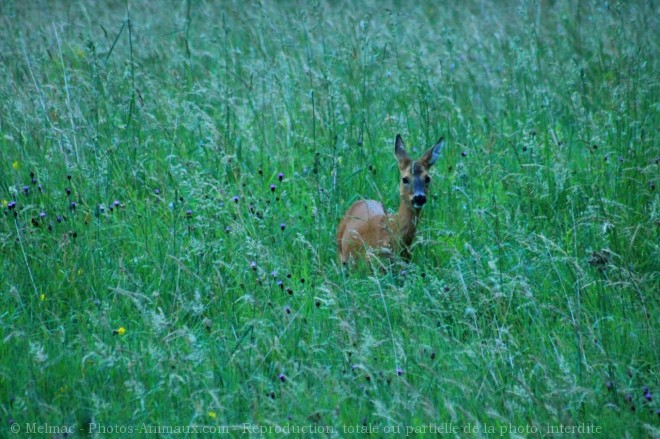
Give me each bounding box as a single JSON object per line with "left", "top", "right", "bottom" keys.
{"left": 280, "top": 223, "right": 286, "bottom": 231}
{"left": 12, "top": 161, "right": 19, "bottom": 170}
{"left": 113, "top": 200, "right": 120, "bottom": 208}
{"left": 1, "top": 200, "right": 7, "bottom": 207}
{"left": 249, "top": 261, "right": 257, "bottom": 270}
{"left": 70, "top": 201, "right": 77, "bottom": 210}
{"left": 40, "top": 294, "right": 46, "bottom": 302}
{"left": 278, "top": 373, "right": 286, "bottom": 382}
{"left": 284, "top": 306, "right": 291, "bottom": 314}
{"left": 38, "top": 184, "right": 43, "bottom": 193}
{"left": 225, "top": 226, "right": 230, "bottom": 233}
{"left": 208, "top": 411, "right": 217, "bottom": 419}
{"left": 644, "top": 387, "right": 652, "bottom": 402}
{"left": 114, "top": 327, "right": 126, "bottom": 336}
{"left": 56, "top": 215, "right": 63, "bottom": 223}
{"left": 232, "top": 195, "right": 239, "bottom": 203}
{"left": 23, "top": 185, "right": 29, "bottom": 195}
{"left": 8, "top": 201, "right": 16, "bottom": 210}
{"left": 154, "top": 188, "right": 160, "bottom": 195}
{"left": 278, "top": 172, "right": 284, "bottom": 181}
{"left": 276, "top": 280, "right": 283, "bottom": 289}
{"left": 65, "top": 188, "right": 71, "bottom": 196}
{"left": 39, "top": 211, "right": 46, "bottom": 219}
{"left": 430, "top": 351, "right": 436, "bottom": 360}
{"left": 270, "top": 184, "right": 276, "bottom": 192}
{"left": 461, "top": 151, "right": 468, "bottom": 157}
{"left": 397, "top": 368, "right": 403, "bottom": 376}
{"left": 186, "top": 209, "right": 193, "bottom": 217}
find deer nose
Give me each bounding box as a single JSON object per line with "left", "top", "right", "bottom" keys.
{"left": 412, "top": 193, "right": 427, "bottom": 207}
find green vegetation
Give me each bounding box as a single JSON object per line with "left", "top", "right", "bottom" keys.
{"left": 1, "top": 1, "right": 658, "bottom": 437}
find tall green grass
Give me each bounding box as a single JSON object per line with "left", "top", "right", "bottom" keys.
{"left": 1, "top": 1, "right": 658, "bottom": 437}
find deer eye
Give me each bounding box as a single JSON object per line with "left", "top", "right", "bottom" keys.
{"left": 402, "top": 177, "right": 410, "bottom": 185}
{"left": 425, "top": 175, "right": 431, "bottom": 184}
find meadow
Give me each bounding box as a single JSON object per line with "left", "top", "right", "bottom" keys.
{"left": 0, "top": 0, "right": 658, "bottom": 437}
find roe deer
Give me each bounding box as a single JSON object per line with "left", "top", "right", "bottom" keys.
{"left": 336, "top": 134, "right": 444, "bottom": 264}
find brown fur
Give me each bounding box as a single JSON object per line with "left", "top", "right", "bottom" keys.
{"left": 337, "top": 134, "right": 444, "bottom": 265}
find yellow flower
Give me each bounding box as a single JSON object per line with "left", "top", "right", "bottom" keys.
{"left": 12, "top": 161, "right": 19, "bottom": 170}
{"left": 2, "top": 200, "right": 7, "bottom": 207}
{"left": 208, "top": 411, "right": 217, "bottom": 419}
{"left": 116, "top": 327, "right": 126, "bottom": 336}
{"left": 40, "top": 294, "right": 46, "bottom": 302}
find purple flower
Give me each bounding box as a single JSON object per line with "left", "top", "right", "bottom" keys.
{"left": 232, "top": 195, "right": 239, "bottom": 203}
{"left": 270, "top": 184, "right": 276, "bottom": 192}
{"left": 278, "top": 172, "right": 284, "bottom": 181}
{"left": 644, "top": 387, "right": 652, "bottom": 401}
{"left": 23, "top": 185, "right": 29, "bottom": 195}
{"left": 113, "top": 200, "right": 120, "bottom": 208}
{"left": 284, "top": 306, "right": 291, "bottom": 314}
{"left": 38, "top": 184, "right": 43, "bottom": 192}
{"left": 186, "top": 209, "right": 193, "bottom": 217}
{"left": 70, "top": 202, "right": 77, "bottom": 210}
{"left": 56, "top": 215, "right": 63, "bottom": 223}
{"left": 39, "top": 211, "right": 46, "bottom": 219}
{"left": 280, "top": 223, "right": 286, "bottom": 231}
{"left": 277, "top": 280, "right": 283, "bottom": 289}
{"left": 225, "top": 226, "right": 231, "bottom": 233}
{"left": 396, "top": 368, "right": 403, "bottom": 376}
{"left": 65, "top": 187, "right": 71, "bottom": 196}
{"left": 249, "top": 261, "right": 257, "bottom": 270}
{"left": 8, "top": 201, "right": 16, "bottom": 210}
{"left": 278, "top": 373, "right": 286, "bottom": 383}
{"left": 154, "top": 188, "right": 161, "bottom": 195}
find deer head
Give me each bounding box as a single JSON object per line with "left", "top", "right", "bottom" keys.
{"left": 395, "top": 134, "right": 445, "bottom": 211}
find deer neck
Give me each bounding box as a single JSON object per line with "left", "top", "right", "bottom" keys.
{"left": 394, "top": 197, "right": 421, "bottom": 249}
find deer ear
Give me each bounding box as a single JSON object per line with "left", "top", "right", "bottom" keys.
{"left": 395, "top": 134, "right": 410, "bottom": 163}
{"left": 421, "top": 137, "right": 445, "bottom": 167}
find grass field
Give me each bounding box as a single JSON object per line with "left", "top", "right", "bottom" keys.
{"left": 1, "top": 1, "right": 658, "bottom": 437}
